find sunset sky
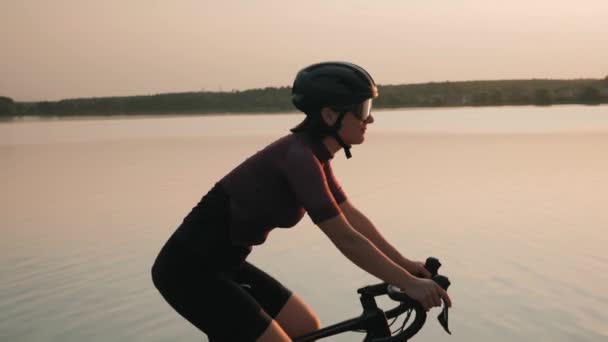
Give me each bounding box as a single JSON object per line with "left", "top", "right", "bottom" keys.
{"left": 2, "top": 0, "right": 607, "bottom": 101}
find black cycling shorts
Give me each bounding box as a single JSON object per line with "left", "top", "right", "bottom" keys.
{"left": 151, "top": 183, "right": 292, "bottom": 341}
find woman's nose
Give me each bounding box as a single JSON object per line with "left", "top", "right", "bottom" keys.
{"left": 365, "top": 114, "right": 374, "bottom": 124}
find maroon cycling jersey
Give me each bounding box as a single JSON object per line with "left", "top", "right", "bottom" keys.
{"left": 219, "top": 132, "right": 347, "bottom": 246}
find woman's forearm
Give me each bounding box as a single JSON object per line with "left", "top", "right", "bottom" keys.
{"left": 318, "top": 215, "right": 415, "bottom": 289}
{"left": 340, "top": 202, "right": 412, "bottom": 268}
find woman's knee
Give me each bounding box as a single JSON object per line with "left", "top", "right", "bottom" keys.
{"left": 256, "top": 320, "right": 292, "bottom": 342}
{"left": 275, "top": 294, "right": 321, "bottom": 337}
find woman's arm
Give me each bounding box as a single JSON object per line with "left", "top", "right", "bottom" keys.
{"left": 317, "top": 213, "right": 416, "bottom": 290}
{"left": 317, "top": 213, "right": 450, "bottom": 310}
{"left": 339, "top": 200, "right": 431, "bottom": 278}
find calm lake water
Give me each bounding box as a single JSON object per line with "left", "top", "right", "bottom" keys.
{"left": 1, "top": 105, "right": 607, "bottom": 342}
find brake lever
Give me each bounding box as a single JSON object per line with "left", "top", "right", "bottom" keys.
{"left": 433, "top": 275, "right": 451, "bottom": 334}
{"left": 438, "top": 303, "right": 451, "bottom": 335}
{"left": 425, "top": 258, "right": 452, "bottom": 335}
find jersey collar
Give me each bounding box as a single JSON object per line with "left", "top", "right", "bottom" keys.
{"left": 309, "top": 135, "right": 333, "bottom": 162}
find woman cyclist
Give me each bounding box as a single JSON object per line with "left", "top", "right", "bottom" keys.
{"left": 151, "top": 61, "right": 452, "bottom": 342}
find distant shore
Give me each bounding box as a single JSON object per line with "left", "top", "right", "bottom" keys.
{"left": 2, "top": 78, "right": 607, "bottom": 119}
{"left": 3, "top": 104, "right": 607, "bottom": 125}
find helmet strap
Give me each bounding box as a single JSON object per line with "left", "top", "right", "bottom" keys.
{"left": 330, "top": 111, "right": 352, "bottom": 159}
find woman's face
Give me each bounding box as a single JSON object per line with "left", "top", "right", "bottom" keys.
{"left": 338, "top": 111, "right": 374, "bottom": 145}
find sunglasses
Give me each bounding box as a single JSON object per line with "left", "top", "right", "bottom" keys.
{"left": 331, "top": 98, "right": 373, "bottom": 121}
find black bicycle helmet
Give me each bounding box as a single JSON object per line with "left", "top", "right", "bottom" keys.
{"left": 291, "top": 61, "right": 378, "bottom": 112}
{"left": 290, "top": 61, "right": 379, "bottom": 158}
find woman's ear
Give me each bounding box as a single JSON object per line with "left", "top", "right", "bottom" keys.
{"left": 320, "top": 107, "right": 338, "bottom": 126}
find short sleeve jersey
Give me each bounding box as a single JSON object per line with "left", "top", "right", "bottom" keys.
{"left": 219, "top": 132, "right": 347, "bottom": 245}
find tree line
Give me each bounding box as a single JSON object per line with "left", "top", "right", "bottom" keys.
{"left": 2, "top": 78, "right": 607, "bottom": 118}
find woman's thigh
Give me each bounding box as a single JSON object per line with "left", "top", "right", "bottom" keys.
{"left": 234, "top": 262, "right": 321, "bottom": 338}
{"left": 274, "top": 294, "right": 321, "bottom": 338}
{"left": 232, "top": 262, "right": 293, "bottom": 318}
{"left": 154, "top": 268, "right": 273, "bottom": 341}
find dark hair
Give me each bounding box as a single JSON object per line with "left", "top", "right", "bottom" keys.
{"left": 290, "top": 109, "right": 326, "bottom": 137}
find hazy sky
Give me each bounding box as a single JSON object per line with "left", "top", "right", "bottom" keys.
{"left": 2, "top": 0, "right": 607, "bottom": 101}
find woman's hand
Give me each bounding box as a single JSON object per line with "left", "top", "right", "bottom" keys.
{"left": 403, "top": 259, "right": 432, "bottom": 279}
{"left": 403, "top": 278, "right": 452, "bottom": 311}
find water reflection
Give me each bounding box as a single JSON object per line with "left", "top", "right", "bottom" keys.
{"left": 1, "top": 107, "right": 607, "bottom": 341}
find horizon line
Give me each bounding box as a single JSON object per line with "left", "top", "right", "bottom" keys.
{"left": 9, "top": 76, "right": 606, "bottom": 103}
